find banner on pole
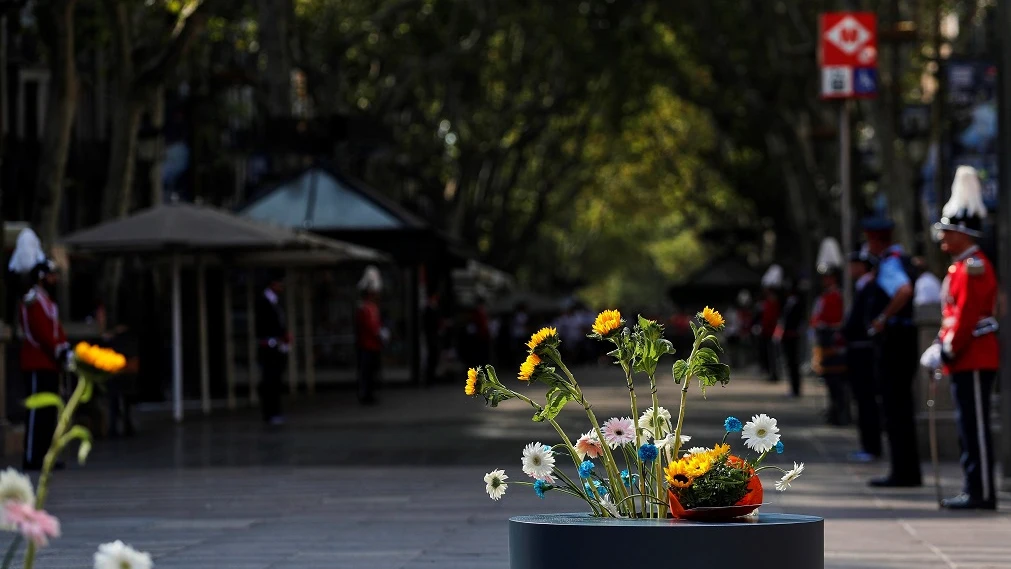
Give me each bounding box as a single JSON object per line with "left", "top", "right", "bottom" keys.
{"left": 819, "top": 13, "right": 878, "bottom": 99}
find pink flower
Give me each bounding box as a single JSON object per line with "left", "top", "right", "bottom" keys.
{"left": 2, "top": 502, "right": 60, "bottom": 547}
{"left": 602, "top": 417, "right": 636, "bottom": 449}
{"left": 575, "top": 431, "right": 603, "bottom": 460}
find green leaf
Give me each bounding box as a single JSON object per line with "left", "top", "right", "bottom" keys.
{"left": 696, "top": 363, "right": 731, "bottom": 396}
{"left": 701, "top": 334, "right": 724, "bottom": 352}
{"left": 533, "top": 388, "right": 574, "bottom": 422}
{"left": 79, "top": 379, "right": 94, "bottom": 404}
{"left": 672, "top": 359, "right": 689, "bottom": 384}
{"left": 77, "top": 440, "right": 92, "bottom": 465}
{"left": 24, "top": 393, "right": 64, "bottom": 414}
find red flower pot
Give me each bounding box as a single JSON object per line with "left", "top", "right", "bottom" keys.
{"left": 668, "top": 458, "right": 764, "bottom": 521}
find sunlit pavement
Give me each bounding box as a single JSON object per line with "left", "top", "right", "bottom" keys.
{"left": 11, "top": 365, "right": 1011, "bottom": 568}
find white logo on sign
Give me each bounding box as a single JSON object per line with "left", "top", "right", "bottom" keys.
{"left": 825, "top": 16, "right": 871, "bottom": 55}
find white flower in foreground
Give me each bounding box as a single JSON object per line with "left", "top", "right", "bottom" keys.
{"left": 742, "top": 413, "right": 781, "bottom": 453}
{"left": 0, "top": 468, "right": 34, "bottom": 507}
{"left": 484, "top": 469, "right": 509, "bottom": 501}
{"left": 775, "top": 462, "right": 805, "bottom": 492}
{"left": 94, "top": 540, "right": 152, "bottom": 569}
{"left": 683, "top": 447, "right": 709, "bottom": 456}
{"left": 599, "top": 494, "right": 621, "bottom": 518}
{"left": 521, "top": 442, "right": 556, "bottom": 481}
{"left": 680, "top": 434, "right": 691, "bottom": 444}
{"left": 638, "top": 407, "right": 672, "bottom": 438}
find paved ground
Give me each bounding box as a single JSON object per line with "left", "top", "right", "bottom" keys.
{"left": 4, "top": 365, "right": 1011, "bottom": 568}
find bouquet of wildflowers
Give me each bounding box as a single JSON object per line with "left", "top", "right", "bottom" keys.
{"left": 467, "top": 308, "right": 804, "bottom": 519}
{"left": 0, "top": 342, "right": 154, "bottom": 569}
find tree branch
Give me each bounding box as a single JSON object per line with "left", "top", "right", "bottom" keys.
{"left": 134, "top": 0, "right": 211, "bottom": 91}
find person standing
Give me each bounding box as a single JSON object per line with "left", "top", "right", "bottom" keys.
{"left": 758, "top": 265, "right": 783, "bottom": 383}
{"left": 864, "top": 216, "right": 921, "bottom": 488}
{"left": 355, "top": 266, "right": 385, "bottom": 406}
{"left": 843, "top": 249, "right": 886, "bottom": 462}
{"left": 8, "top": 229, "right": 69, "bottom": 471}
{"left": 256, "top": 273, "right": 290, "bottom": 425}
{"left": 811, "top": 265, "right": 847, "bottom": 421}
{"left": 920, "top": 166, "right": 999, "bottom": 510}
{"left": 776, "top": 282, "right": 805, "bottom": 397}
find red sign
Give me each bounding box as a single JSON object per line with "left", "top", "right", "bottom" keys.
{"left": 820, "top": 13, "right": 877, "bottom": 67}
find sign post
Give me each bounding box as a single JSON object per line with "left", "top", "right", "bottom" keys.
{"left": 820, "top": 12, "right": 878, "bottom": 310}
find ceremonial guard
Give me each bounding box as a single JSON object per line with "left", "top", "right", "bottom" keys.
{"left": 844, "top": 248, "right": 886, "bottom": 462}
{"left": 811, "top": 238, "right": 848, "bottom": 423}
{"left": 920, "top": 166, "right": 999, "bottom": 510}
{"left": 256, "top": 272, "right": 290, "bottom": 425}
{"left": 355, "top": 266, "right": 387, "bottom": 405}
{"left": 864, "top": 215, "right": 922, "bottom": 487}
{"left": 8, "top": 229, "right": 69, "bottom": 471}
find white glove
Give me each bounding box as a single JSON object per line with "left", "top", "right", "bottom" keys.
{"left": 380, "top": 328, "right": 391, "bottom": 343}
{"left": 919, "top": 343, "right": 942, "bottom": 370}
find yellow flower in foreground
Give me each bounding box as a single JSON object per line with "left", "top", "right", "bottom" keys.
{"left": 518, "top": 353, "right": 542, "bottom": 382}
{"left": 526, "top": 327, "right": 558, "bottom": 351}
{"left": 74, "top": 342, "right": 126, "bottom": 374}
{"left": 685, "top": 455, "right": 713, "bottom": 478}
{"left": 592, "top": 310, "right": 622, "bottom": 337}
{"left": 711, "top": 443, "right": 731, "bottom": 457}
{"left": 701, "top": 306, "right": 725, "bottom": 329}
{"left": 465, "top": 368, "right": 479, "bottom": 396}
{"left": 664, "top": 461, "right": 693, "bottom": 489}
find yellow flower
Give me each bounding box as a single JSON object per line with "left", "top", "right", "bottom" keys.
{"left": 73, "top": 342, "right": 127, "bottom": 374}
{"left": 518, "top": 353, "right": 542, "bottom": 382}
{"left": 465, "top": 368, "right": 479, "bottom": 396}
{"left": 526, "top": 327, "right": 558, "bottom": 351}
{"left": 712, "top": 443, "right": 731, "bottom": 457}
{"left": 701, "top": 306, "right": 725, "bottom": 329}
{"left": 664, "top": 461, "right": 693, "bottom": 489}
{"left": 592, "top": 310, "right": 623, "bottom": 337}
{"left": 685, "top": 455, "right": 713, "bottom": 478}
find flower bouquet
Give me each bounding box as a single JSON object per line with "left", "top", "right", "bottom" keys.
{"left": 467, "top": 308, "right": 804, "bottom": 520}
{"left": 0, "top": 342, "right": 153, "bottom": 569}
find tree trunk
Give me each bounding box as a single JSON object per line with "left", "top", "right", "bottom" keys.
{"left": 258, "top": 0, "right": 293, "bottom": 118}
{"left": 101, "top": 101, "right": 142, "bottom": 220}
{"left": 33, "top": 0, "right": 78, "bottom": 248}
{"left": 149, "top": 86, "right": 166, "bottom": 206}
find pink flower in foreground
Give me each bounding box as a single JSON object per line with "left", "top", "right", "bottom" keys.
{"left": 575, "top": 431, "right": 603, "bottom": 460}
{"left": 601, "top": 417, "right": 636, "bottom": 449}
{"left": 3, "top": 502, "right": 60, "bottom": 547}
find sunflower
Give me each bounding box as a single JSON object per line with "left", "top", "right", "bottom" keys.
{"left": 700, "top": 306, "right": 725, "bottom": 329}
{"left": 711, "top": 443, "right": 731, "bottom": 457}
{"left": 73, "top": 342, "right": 127, "bottom": 374}
{"left": 465, "top": 368, "right": 479, "bottom": 396}
{"left": 526, "top": 327, "right": 558, "bottom": 351}
{"left": 591, "top": 310, "right": 623, "bottom": 337}
{"left": 685, "top": 455, "right": 713, "bottom": 478}
{"left": 664, "top": 461, "right": 693, "bottom": 489}
{"left": 518, "top": 353, "right": 542, "bottom": 382}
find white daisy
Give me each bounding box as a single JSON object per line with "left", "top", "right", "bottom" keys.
{"left": 599, "top": 494, "right": 621, "bottom": 518}
{"left": 775, "top": 462, "right": 805, "bottom": 491}
{"left": 521, "top": 442, "right": 556, "bottom": 481}
{"left": 638, "top": 406, "right": 672, "bottom": 438}
{"left": 683, "top": 446, "right": 709, "bottom": 456}
{"left": 93, "top": 540, "right": 152, "bottom": 569}
{"left": 484, "top": 469, "right": 509, "bottom": 501}
{"left": 0, "top": 468, "right": 34, "bottom": 507}
{"left": 741, "top": 413, "right": 781, "bottom": 453}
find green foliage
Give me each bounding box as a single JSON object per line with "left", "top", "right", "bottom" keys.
{"left": 24, "top": 393, "right": 64, "bottom": 415}
{"left": 533, "top": 388, "right": 574, "bottom": 423}
{"left": 479, "top": 366, "right": 517, "bottom": 408}
{"left": 672, "top": 359, "right": 689, "bottom": 385}
{"left": 62, "top": 425, "right": 93, "bottom": 465}
{"left": 672, "top": 457, "right": 751, "bottom": 509}
{"left": 631, "top": 315, "right": 674, "bottom": 379}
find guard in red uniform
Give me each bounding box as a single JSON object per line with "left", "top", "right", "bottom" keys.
{"left": 811, "top": 238, "right": 847, "bottom": 423}
{"left": 355, "top": 266, "right": 387, "bottom": 406}
{"left": 10, "top": 233, "right": 69, "bottom": 471}
{"left": 920, "top": 166, "right": 999, "bottom": 510}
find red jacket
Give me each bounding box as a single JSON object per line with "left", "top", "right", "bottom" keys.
{"left": 19, "top": 286, "right": 68, "bottom": 372}
{"left": 356, "top": 300, "right": 383, "bottom": 352}
{"left": 760, "top": 298, "right": 780, "bottom": 338}
{"left": 810, "top": 288, "right": 844, "bottom": 329}
{"left": 940, "top": 248, "right": 999, "bottom": 373}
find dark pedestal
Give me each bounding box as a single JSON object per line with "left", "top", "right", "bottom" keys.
{"left": 510, "top": 513, "right": 823, "bottom": 569}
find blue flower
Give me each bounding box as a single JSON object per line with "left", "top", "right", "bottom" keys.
{"left": 578, "top": 460, "right": 595, "bottom": 479}
{"left": 534, "top": 479, "right": 550, "bottom": 499}
{"left": 724, "top": 416, "right": 743, "bottom": 433}
{"left": 638, "top": 443, "right": 659, "bottom": 464}
{"left": 584, "top": 480, "right": 608, "bottom": 496}
{"left": 621, "top": 469, "right": 639, "bottom": 488}
{"left": 775, "top": 441, "right": 784, "bottom": 454}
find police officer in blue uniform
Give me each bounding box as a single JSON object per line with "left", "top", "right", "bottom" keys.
{"left": 863, "top": 217, "right": 922, "bottom": 488}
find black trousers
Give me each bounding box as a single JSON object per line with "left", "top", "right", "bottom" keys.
{"left": 951, "top": 370, "right": 996, "bottom": 502}
{"left": 781, "top": 337, "right": 801, "bottom": 395}
{"left": 358, "top": 349, "right": 381, "bottom": 402}
{"left": 258, "top": 349, "right": 286, "bottom": 422}
{"left": 23, "top": 370, "right": 60, "bottom": 470}
{"left": 878, "top": 328, "right": 921, "bottom": 482}
{"left": 847, "top": 346, "right": 882, "bottom": 456}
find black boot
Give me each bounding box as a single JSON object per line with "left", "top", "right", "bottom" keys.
{"left": 941, "top": 493, "right": 996, "bottom": 511}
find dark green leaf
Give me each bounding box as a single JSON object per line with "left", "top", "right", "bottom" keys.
{"left": 533, "top": 388, "right": 573, "bottom": 422}
{"left": 696, "top": 363, "right": 731, "bottom": 396}
{"left": 672, "top": 359, "right": 689, "bottom": 384}
{"left": 79, "top": 379, "right": 94, "bottom": 404}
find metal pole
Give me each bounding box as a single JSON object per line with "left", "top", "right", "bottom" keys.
{"left": 840, "top": 101, "right": 853, "bottom": 309}
{"left": 171, "top": 254, "right": 183, "bottom": 423}
{"left": 223, "top": 271, "right": 236, "bottom": 409}
{"left": 995, "top": 0, "right": 1011, "bottom": 492}
{"left": 197, "top": 261, "right": 210, "bottom": 415}
{"left": 245, "top": 276, "right": 259, "bottom": 406}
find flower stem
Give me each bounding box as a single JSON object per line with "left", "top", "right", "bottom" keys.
{"left": 623, "top": 362, "right": 646, "bottom": 518}
{"left": 23, "top": 377, "right": 89, "bottom": 569}
{"left": 647, "top": 372, "right": 667, "bottom": 519}
{"left": 1, "top": 535, "right": 22, "bottom": 569}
